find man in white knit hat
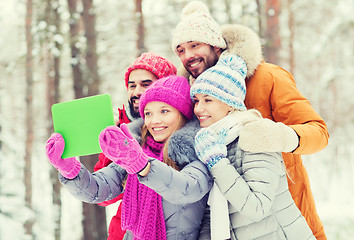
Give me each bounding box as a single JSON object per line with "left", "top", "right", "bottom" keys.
{"left": 172, "top": 1, "right": 226, "bottom": 79}
{"left": 172, "top": 1, "right": 329, "bottom": 240}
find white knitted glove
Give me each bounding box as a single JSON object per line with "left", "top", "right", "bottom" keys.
{"left": 194, "top": 128, "right": 228, "bottom": 169}
{"left": 238, "top": 118, "right": 299, "bottom": 153}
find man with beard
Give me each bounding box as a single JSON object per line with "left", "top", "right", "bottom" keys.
{"left": 94, "top": 52, "right": 177, "bottom": 240}
{"left": 171, "top": 1, "right": 329, "bottom": 240}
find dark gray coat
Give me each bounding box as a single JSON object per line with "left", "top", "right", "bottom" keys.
{"left": 60, "top": 119, "right": 213, "bottom": 240}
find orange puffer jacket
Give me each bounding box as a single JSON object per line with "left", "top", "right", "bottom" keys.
{"left": 222, "top": 24, "right": 329, "bottom": 240}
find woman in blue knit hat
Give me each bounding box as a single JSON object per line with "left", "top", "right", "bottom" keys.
{"left": 191, "top": 52, "right": 316, "bottom": 240}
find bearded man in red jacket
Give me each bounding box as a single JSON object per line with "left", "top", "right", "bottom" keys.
{"left": 93, "top": 52, "right": 177, "bottom": 240}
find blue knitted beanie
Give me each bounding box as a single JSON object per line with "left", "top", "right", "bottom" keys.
{"left": 190, "top": 53, "right": 247, "bottom": 111}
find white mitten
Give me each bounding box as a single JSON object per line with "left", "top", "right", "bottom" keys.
{"left": 238, "top": 118, "right": 299, "bottom": 153}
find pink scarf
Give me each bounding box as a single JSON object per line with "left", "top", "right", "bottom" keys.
{"left": 121, "top": 136, "right": 166, "bottom": 240}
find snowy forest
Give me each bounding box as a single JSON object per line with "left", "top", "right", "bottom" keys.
{"left": 0, "top": 0, "right": 353, "bottom": 239}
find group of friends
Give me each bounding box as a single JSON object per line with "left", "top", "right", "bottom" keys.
{"left": 45, "top": 1, "right": 329, "bottom": 240}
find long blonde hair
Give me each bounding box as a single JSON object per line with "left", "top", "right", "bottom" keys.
{"left": 140, "top": 114, "right": 187, "bottom": 171}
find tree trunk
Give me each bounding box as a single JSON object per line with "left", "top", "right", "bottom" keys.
{"left": 264, "top": 0, "right": 281, "bottom": 64}
{"left": 255, "top": 0, "right": 264, "bottom": 38}
{"left": 206, "top": 0, "right": 214, "bottom": 16}
{"left": 24, "top": 0, "right": 34, "bottom": 237}
{"left": 80, "top": 158, "right": 108, "bottom": 239}
{"left": 83, "top": 0, "right": 99, "bottom": 96}
{"left": 135, "top": 0, "right": 146, "bottom": 56}
{"left": 223, "top": 0, "right": 232, "bottom": 24}
{"left": 44, "top": 1, "right": 62, "bottom": 239}
{"left": 68, "top": 0, "right": 84, "bottom": 98}
{"left": 287, "top": 0, "right": 295, "bottom": 73}
{"left": 81, "top": 1, "right": 107, "bottom": 239}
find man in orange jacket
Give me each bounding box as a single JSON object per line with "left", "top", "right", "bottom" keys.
{"left": 172, "top": 1, "right": 329, "bottom": 239}
{"left": 93, "top": 52, "right": 177, "bottom": 239}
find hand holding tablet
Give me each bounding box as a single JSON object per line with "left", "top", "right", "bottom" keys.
{"left": 51, "top": 94, "right": 115, "bottom": 158}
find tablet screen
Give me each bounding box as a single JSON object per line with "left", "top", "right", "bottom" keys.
{"left": 51, "top": 94, "right": 115, "bottom": 158}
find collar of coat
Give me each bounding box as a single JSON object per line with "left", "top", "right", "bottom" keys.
{"left": 127, "top": 117, "right": 201, "bottom": 169}
{"left": 123, "top": 102, "right": 141, "bottom": 123}
{"left": 221, "top": 24, "right": 263, "bottom": 78}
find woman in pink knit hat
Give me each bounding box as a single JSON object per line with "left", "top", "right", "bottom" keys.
{"left": 46, "top": 75, "right": 212, "bottom": 240}
{"left": 94, "top": 52, "right": 177, "bottom": 240}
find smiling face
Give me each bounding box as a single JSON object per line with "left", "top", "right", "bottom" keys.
{"left": 143, "top": 101, "right": 184, "bottom": 142}
{"left": 193, "top": 94, "right": 233, "bottom": 128}
{"left": 127, "top": 69, "right": 158, "bottom": 118}
{"left": 176, "top": 41, "right": 222, "bottom": 78}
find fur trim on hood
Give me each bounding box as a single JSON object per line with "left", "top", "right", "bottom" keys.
{"left": 176, "top": 24, "right": 263, "bottom": 80}
{"left": 221, "top": 24, "right": 263, "bottom": 78}
{"left": 167, "top": 119, "right": 200, "bottom": 169}
{"left": 127, "top": 118, "right": 201, "bottom": 169}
